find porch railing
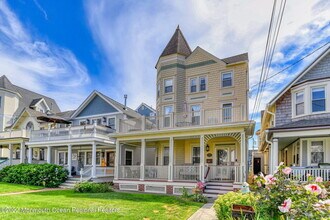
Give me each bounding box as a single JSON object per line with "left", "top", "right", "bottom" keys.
{"left": 0, "top": 159, "right": 9, "bottom": 170}
{"left": 0, "top": 129, "right": 29, "bottom": 139}
{"left": 118, "top": 166, "right": 141, "bottom": 179}
{"left": 118, "top": 105, "right": 247, "bottom": 133}
{"left": 289, "top": 168, "right": 330, "bottom": 182}
{"left": 207, "top": 165, "right": 241, "bottom": 182}
{"left": 30, "top": 124, "right": 113, "bottom": 142}
{"left": 173, "top": 165, "right": 200, "bottom": 181}
{"left": 144, "top": 166, "right": 168, "bottom": 180}
{"left": 96, "top": 167, "right": 115, "bottom": 177}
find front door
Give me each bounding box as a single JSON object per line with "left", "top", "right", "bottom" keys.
{"left": 106, "top": 152, "right": 115, "bottom": 167}
{"left": 214, "top": 145, "right": 236, "bottom": 180}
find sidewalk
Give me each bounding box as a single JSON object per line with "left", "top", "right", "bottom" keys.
{"left": 188, "top": 202, "right": 217, "bottom": 220}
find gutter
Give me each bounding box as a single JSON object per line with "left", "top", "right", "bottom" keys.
{"left": 266, "top": 107, "right": 276, "bottom": 127}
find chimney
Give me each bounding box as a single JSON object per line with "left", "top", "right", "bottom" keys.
{"left": 124, "top": 94, "right": 127, "bottom": 110}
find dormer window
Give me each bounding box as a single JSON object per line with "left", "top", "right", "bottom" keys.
{"left": 312, "top": 87, "right": 325, "bottom": 112}
{"left": 295, "top": 91, "right": 304, "bottom": 115}
{"left": 164, "top": 79, "right": 173, "bottom": 93}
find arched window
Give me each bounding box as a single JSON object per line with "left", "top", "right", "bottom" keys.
{"left": 26, "top": 121, "right": 34, "bottom": 131}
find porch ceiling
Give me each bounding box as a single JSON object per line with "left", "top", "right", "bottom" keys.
{"left": 204, "top": 132, "right": 241, "bottom": 146}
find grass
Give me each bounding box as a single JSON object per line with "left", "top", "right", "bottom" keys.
{"left": 0, "top": 182, "right": 43, "bottom": 194}
{"left": 0, "top": 189, "right": 202, "bottom": 220}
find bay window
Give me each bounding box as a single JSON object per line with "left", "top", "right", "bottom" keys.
{"left": 312, "top": 87, "right": 325, "bottom": 112}
{"left": 164, "top": 79, "right": 173, "bottom": 93}
{"left": 295, "top": 91, "right": 304, "bottom": 115}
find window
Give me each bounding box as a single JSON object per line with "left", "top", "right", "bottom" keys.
{"left": 164, "top": 79, "right": 173, "bottom": 93}
{"left": 157, "top": 83, "right": 160, "bottom": 98}
{"left": 163, "top": 106, "right": 173, "bottom": 127}
{"left": 310, "top": 141, "right": 324, "bottom": 165}
{"left": 192, "top": 147, "right": 200, "bottom": 164}
{"left": 312, "top": 87, "right": 326, "bottom": 112}
{"left": 200, "top": 77, "right": 206, "bottom": 91}
{"left": 92, "top": 118, "right": 102, "bottom": 125}
{"left": 163, "top": 147, "right": 169, "bottom": 165}
{"left": 190, "top": 78, "right": 197, "bottom": 93}
{"left": 108, "top": 118, "right": 116, "bottom": 129}
{"left": 58, "top": 152, "right": 68, "bottom": 165}
{"left": 86, "top": 152, "right": 92, "bottom": 165}
{"left": 222, "top": 103, "right": 232, "bottom": 122}
{"left": 79, "top": 120, "right": 87, "bottom": 125}
{"left": 40, "top": 149, "right": 45, "bottom": 161}
{"left": 295, "top": 91, "right": 304, "bottom": 115}
{"left": 125, "top": 150, "right": 133, "bottom": 165}
{"left": 26, "top": 121, "right": 34, "bottom": 131}
{"left": 96, "top": 152, "right": 101, "bottom": 165}
{"left": 191, "top": 105, "right": 201, "bottom": 125}
{"left": 222, "top": 72, "right": 233, "bottom": 87}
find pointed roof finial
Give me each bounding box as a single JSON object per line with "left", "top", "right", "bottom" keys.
{"left": 176, "top": 25, "right": 180, "bottom": 30}
{"left": 159, "top": 26, "right": 191, "bottom": 58}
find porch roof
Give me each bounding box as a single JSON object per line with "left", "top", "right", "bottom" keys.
{"left": 269, "top": 118, "right": 330, "bottom": 131}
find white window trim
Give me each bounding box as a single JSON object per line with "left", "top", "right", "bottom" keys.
{"left": 124, "top": 149, "right": 134, "bottom": 165}
{"left": 311, "top": 86, "right": 327, "bottom": 114}
{"left": 189, "top": 76, "right": 208, "bottom": 93}
{"left": 291, "top": 81, "right": 329, "bottom": 119}
{"left": 305, "top": 138, "right": 327, "bottom": 166}
{"left": 107, "top": 116, "right": 116, "bottom": 129}
{"left": 161, "top": 146, "right": 169, "bottom": 166}
{"left": 190, "top": 144, "right": 200, "bottom": 164}
{"left": 221, "top": 102, "right": 234, "bottom": 122}
{"left": 57, "top": 151, "right": 68, "bottom": 165}
{"left": 163, "top": 78, "right": 174, "bottom": 94}
{"left": 221, "top": 71, "right": 234, "bottom": 88}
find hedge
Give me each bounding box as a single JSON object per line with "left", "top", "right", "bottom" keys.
{"left": 0, "top": 163, "right": 68, "bottom": 187}
{"left": 74, "top": 182, "right": 113, "bottom": 193}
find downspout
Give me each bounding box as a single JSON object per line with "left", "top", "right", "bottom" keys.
{"left": 266, "top": 110, "right": 276, "bottom": 127}
{"left": 265, "top": 130, "right": 272, "bottom": 174}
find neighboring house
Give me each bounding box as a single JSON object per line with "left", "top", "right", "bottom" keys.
{"left": 257, "top": 46, "right": 330, "bottom": 181}
{"left": 136, "top": 103, "right": 156, "bottom": 117}
{"left": 0, "top": 75, "right": 60, "bottom": 167}
{"left": 25, "top": 90, "right": 142, "bottom": 180}
{"left": 110, "top": 26, "right": 254, "bottom": 196}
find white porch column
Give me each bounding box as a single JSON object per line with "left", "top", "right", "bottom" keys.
{"left": 240, "top": 132, "right": 246, "bottom": 182}
{"left": 68, "top": 145, "right": 72, "bottom": 177}
{"left": 268, "top": 146, "right": 272, "bottom": 174}
{"left": 47, "top": 146, "right": 52, "bottom": 163}
{"left": 91, "top": 142, "right": 97, "bottom": 178}
{"left": 168, "top": 137, "right": 174, "bottom": 182}
{"left": 8, "top": 144, "right": 13, "bottom": 165}
{"left": 272, "top": 138, "right": 279, "bottom": 172}
{"left": 20, "top": 142, "right": 26, "bottom": 163}
{"left": 140, "top": 139, "right": 146, "bottom": 181}
{"left": 200, "top": 135, "right": 205, "bottom": 182}
{"left": 28, "top": 147, "right": 32, "bottom": 163}
{"left": 114, "top": 140, "right": 120, "bottom": 180}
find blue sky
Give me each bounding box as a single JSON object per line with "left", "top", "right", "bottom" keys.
{"left": 1, "top": 0, "right": 330, "bottom": 145}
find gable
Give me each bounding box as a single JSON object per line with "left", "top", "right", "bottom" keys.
{"left": 185, "top": 47, "right": 224, "bottom": 66}
{"left": 76, "top": 95, "right": 119, "bottom": 117}
{"left": 294, "top": 52, "right": 330, "bottom": 85}
{"left": 137, "top": 105, "right": 154, "bottom": 117}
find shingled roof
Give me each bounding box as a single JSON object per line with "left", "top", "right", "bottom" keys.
{"left": 222, "top": 53, "right": 248, "bottom": 64}
{"left": 269, "top": 118, "right": 330, "bottom": 131}
{"left": 160, "top": 26, "right": 192, "bottom": 58}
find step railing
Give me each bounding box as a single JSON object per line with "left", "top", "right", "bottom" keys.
{"left": 289, "top": 168, "right": 330, "bottom": 182}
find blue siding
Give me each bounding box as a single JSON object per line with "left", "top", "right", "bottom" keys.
{"left": 77, "top": 95, "right": 118, "bottom": 117}
{"left": 137, "top": 105, "right": 154, "bottom": 117}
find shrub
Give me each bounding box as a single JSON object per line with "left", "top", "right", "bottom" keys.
{"left": 0, "top": 163, "right": 68, "bottom": 187}
{"left": 180, "top": 183, "right": 207, "bottom": 203}
{"left": 74, "top": 182, "right": 113, "bottom": 193}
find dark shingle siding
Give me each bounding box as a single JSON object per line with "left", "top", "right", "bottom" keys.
{"left": 160, "top": 27, "right": 192, "bottom": 58}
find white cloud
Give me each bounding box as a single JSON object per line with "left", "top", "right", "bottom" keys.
{"left": 85, "top": 0, "right": 330, "bottom": 114}
{"left": 0, "top": 1, "right": 90, "bottom": 110}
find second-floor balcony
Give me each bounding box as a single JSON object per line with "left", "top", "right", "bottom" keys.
{"left": 119, "top": 105, "right": 247, "bottom": 133}
{"left": 0, "top": 129, "right": 29, "bottom": 139}
{"left": 29, "top": 124, "right": 114, "bottom": 142}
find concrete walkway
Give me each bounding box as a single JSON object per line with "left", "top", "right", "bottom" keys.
{"left": 0, "top": 188, "right": 65, "bottom": 196}
{"left": 188, "top": 202, "right": 217, "bottom": 220}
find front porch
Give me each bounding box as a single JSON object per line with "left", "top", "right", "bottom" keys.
{"left": 263, "top": 127, "right": 330, "bottom": 181}
{"left": 113, "top": 132, "right": 248, "bottom": 194}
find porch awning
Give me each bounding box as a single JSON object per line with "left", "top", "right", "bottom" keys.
{"left": 37, "top": 115, "right": 71, "bottom": 124}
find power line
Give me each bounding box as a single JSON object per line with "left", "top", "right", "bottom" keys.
{"left": 250, "top": 41, "right": 330, "bottom": 90}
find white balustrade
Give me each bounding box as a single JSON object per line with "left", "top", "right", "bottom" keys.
{"left": 207, "top": 165, "right": 241, "bottom": 182}
{"left": 118, "top": 166, "right": 141, "bottom": 179}
{"left": 144, "top": 166, "right": 168, "bottom": 180}
{"left": 96, "top": 167, "right": 115, "bottom": 177}
{"left": 173, "top": 165, "right": 200, "bottom": 181}
{"left": 289, "top": 168, "right": 330, "bottom": 182}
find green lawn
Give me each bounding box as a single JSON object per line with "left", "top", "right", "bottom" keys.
{"left": 0, "top": 182, "right": 43, "bottom": 194}
{"left": 0, "top": 190, "right": 202, "bottom": 220}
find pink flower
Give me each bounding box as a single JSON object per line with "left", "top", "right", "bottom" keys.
{"left": 315, "top": 177, "right": 323, "bottom": 182}
{"left": 196, "top": 181, "right": 205, "bottom": 190}
{"left": 257, "top": 181, "right": 262, "bottom": 187}
{"left": 265, "top": 174, "right": 276, "bottom": 185}
{"left": 320, "top": 189, "right": 327, "bottom": 199}
{"left": 282, "top": 167, "right": 292, "bottom": 175}
{"left": 304, "top": 184, "right": 322, "bottom": 195}
{"left": 278, "top": 198, "right": 292, "bottom": 213}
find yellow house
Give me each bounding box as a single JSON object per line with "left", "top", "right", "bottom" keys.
{"left": 111, "top": 26, "right": 255, "bottom": 196}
